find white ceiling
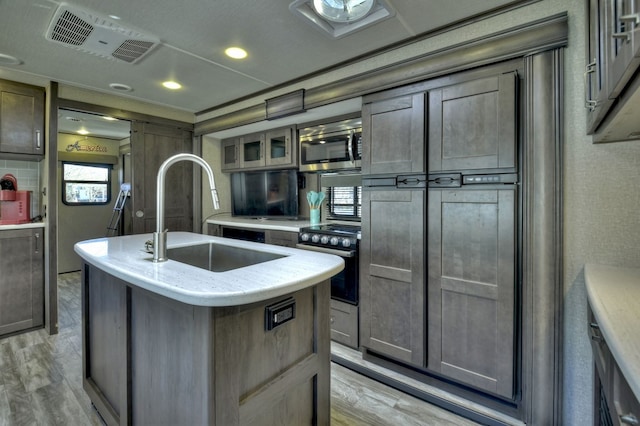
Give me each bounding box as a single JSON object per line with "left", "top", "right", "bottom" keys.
{"left": 0, "top": 0, "right": 530, "bottom": 119}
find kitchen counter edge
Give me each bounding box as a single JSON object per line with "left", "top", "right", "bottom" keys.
{"left": 585, "top": 263, "right": 640, "bottom": 401}
{"left": 0, "top": 222, "right": 45, "bottom": 230}
{"left": 207, "top": 214, "right": 322, "bottom": 232}
{"left": 74, "top": 232, "right": 344, "bottom": 308}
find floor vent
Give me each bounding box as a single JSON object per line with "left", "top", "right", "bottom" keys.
{"left": 45, "top": 3, "right": 159, "bottom": 64}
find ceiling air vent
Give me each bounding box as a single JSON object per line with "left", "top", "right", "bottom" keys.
{"left": 45, "top": 3, "right": 159, "bottom": 64}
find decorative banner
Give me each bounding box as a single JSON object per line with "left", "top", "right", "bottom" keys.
{"left": 65, "top": 140, "right": 108, "bottom": 153}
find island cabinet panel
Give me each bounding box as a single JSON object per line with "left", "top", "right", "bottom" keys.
{"left": 0, "top": 228, "right": 44, "bottom": 337}
{"left": 82, "top": 268, "right": 127, "bottom": 423}
{"left": 427, "top": 187, "right": 516, "bottom": 399}
{"left": 82, "top": 263, "right": 330, "bottom": 426}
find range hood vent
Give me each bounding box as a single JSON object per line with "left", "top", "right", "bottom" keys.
{"left": 45, "top": 3, "right": 159, "bottom": 64}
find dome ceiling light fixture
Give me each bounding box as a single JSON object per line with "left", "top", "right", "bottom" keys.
{"left": 289, "top": 0, "right": 395, "bottom": 39}
{"left": 312, "top": 0, "right": 375, "bottom": 23}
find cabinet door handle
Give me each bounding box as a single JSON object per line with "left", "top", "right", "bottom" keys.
{"left": 584, "top": 60, "right": 598, "bottom": 111}
{"left": 34, "top": 232, "right": 40, "bottom": 254}
{"left": 36, "top": 130, "right": 41, "bottom": 149}
{"left": 589, "top": 321, "right": 603, "bottom": 342}
{"left": 620, "top": 413, "right": 639, "bottom": 425}
{"left": 612, "top": 14, "right": 640, "bottom": 41}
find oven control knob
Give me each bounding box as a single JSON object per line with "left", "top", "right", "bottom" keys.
{"left": 342, "top": 239, "right": 352, "bottom": 248}
{"left": 330, "top": 237, "right": 339, "bottom": 246}
{"left": 311, "top": 234, "right": 320, "bottom": 243}
{"left": 320, "top": 235, "right": 330, "bottom": 244}
{"left": 300, "top": 233, "right": 310, "bottom": 242}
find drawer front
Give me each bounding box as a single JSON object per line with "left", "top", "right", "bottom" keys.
{"left": 265, "top": 230, "right": 298, "bottom": 248}
{"left": 330, "top": 300, "right": 358, "bottom": 348}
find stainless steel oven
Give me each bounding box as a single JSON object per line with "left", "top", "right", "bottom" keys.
{"left": 298, "top": 118, "right": 362, "bottom": 173}
{"left": 296, "top": 224, "right": 360, "bottom": 305}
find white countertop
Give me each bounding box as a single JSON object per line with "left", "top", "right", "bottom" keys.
{"left": 74, "top": 232, "right": 344, "bottom": 307}
{"left": 585, "top": 263, "right": 640, "bottom": 401}
{"left": 207, "top": 214, "right": 321, "bottom": 232}
{"left": 0, "top": 222, "right": 45, "bottom": 230}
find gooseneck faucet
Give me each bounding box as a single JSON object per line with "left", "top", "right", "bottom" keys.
{"left": 152, "top": 153, "right": 220, "bottom": 262}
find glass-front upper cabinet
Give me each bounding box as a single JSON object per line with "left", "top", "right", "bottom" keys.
{"left": 606, "top": 0, "right": 640, "bottom": 99}
{"left": 221, "top": 126, "right": 297, "bottom": 172}
{"left": 265, "top": 127, "right": 294, "bottom": 167}
{"left": 240, "top": 132, "right": 265, "bottom": 168}
{"left": 221, "top": 138, "right": 240, "bottom": 171}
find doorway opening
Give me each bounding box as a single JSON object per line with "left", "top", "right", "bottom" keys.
{"left": 56, "top": 108, "right": 131, "bottom": 273}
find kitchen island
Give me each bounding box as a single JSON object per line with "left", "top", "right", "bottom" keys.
{"left": 74, "top": 232, "right": 344, "bottom": 426}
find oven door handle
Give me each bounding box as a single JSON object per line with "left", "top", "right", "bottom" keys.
{"left": 296, "top": 244, "right": 356, "bottom": 258}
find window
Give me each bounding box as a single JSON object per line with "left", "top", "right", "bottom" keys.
{"left": 327, "top": 185, "right": 361, "bottom": 219}
{"left": 62, "top": 162, "right": 112, "bottom": 205}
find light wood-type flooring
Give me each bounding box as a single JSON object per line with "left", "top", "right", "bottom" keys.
{"left": 0, "top": 272, "right": 480, "bottom": 426}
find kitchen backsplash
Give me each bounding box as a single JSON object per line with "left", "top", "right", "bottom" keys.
{"left": 0, "top": 159, "right": 41, "bottom": 220}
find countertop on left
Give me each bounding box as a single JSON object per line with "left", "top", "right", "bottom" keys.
{"left": 74, "top": 232, "right": 344, "bottom": 307}
{"left": 585, "top": 263, "right": 640, "bottom": 401}
{"left": 0, "top": 222, "right": 45, "bottom": 230}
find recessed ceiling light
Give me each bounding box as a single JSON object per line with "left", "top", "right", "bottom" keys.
{"left": 162, "top": 81, "right": 182, "bottom": 90}
{"left": 225, "top": 47, "right": 248, "bottom": 59}
{"left": 0, "top": 53, "right": 22, "bottom": 65}
{"left": 77, "top": 129, "right": 90, "bottom": 135}
{"left": 109, "top": 83, "right": 133, "bottom": 92}
{"left": 103, "top": 116, "right": 117, "bottom": 121}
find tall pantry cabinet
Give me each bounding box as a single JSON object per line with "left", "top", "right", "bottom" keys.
{"left": 360, "top": 62, "right": 520, "bottom": 402}
{"left": 360, "top": 92, "right": 426, "bottom": 365}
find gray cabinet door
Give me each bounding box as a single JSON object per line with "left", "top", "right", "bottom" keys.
{"left": 265, "top": 127, "right": 295, "bottom": 167}
{"left": 428, "top": 73, "right": 517, "bottom": 173}
{"left": 130, "top": 122, "right": 193, "bottom": 234}
{"left": 221, "top": 138, "right": 240, "bottom": 171}
{"left": 360, "top": 188, "right": 425, "bottom": 365}
{"left": 586, "top": 0, "right": 614, "bottom": 133}
{"left": 427, "top": 187, "right": 516, "bottom": 399}
{"left": 362, "top": 93, "right": 425, "bottom": 175}
{"left": 0, "top": 80, "right": 45, "bottom": 157}
{"left": 0, "top": 228, "right": 44, "bottom": 336}
{"left": 606, "top": 0, "right": 640, "bottom": 99}
{"left": 240, "top": 132, "right": 265, "bottom": 168}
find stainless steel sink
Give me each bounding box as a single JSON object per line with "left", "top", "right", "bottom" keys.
{"left": 167, "top": 242, "right": 286, "bottom": 272}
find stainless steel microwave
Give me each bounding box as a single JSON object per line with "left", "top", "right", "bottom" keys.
{"left": 298, "top": 117, "right": 362, "bottom": 172}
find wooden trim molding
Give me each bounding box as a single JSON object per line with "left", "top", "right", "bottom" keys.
{"left": 520, "top": 48, "right": 564, "bottom": 424}
{"left": 194, "top": 12, "right": 568, "bottom": 136}
{"left": 46, "top": 81, "right": 59, "bottom": 335}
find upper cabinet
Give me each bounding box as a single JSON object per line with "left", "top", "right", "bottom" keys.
{"left": 586, "top": 0, "right": 640, "bottom": 142}
{"left": 265, "top": 127, "right": 295, "bottom": 167}
{"left": 221, "top": 138, "right": 240, "bottom": 171}
{"left": 428, "top": 72, "right": 518, "bottom": 173}
{"left": 221, "top": 126, "right": 296, "bottom": 172}
{"left": 361, "top": 93, "right": 425, "bottom": 175}
{"left": 0, "top": 79, "right": 45, "bottom": 159}
{"left": 240, "top": 132, "right": 265, "bottom": 169}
